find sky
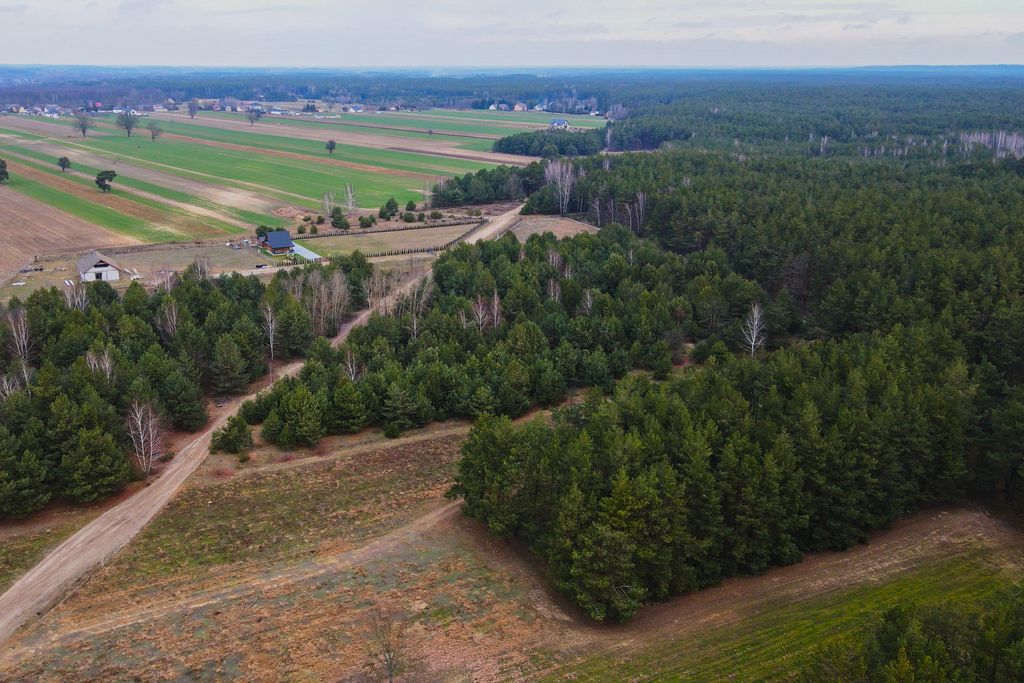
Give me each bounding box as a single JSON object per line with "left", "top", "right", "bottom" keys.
{"left": 0, "top": 0, "right": 1021, "bottom": 67}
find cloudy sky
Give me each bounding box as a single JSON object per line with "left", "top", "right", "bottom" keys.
{"left": 0, "top": 0, "right": 1021, "bottom": 67}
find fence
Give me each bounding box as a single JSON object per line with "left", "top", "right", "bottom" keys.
{"left": 292, "top": 218, "right": 484, "bottom": 241}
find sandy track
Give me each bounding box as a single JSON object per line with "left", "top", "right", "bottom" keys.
{"left": 0, "top": 202, "right": 525, "bottom": 646}
{"left": 0, "top": 186, "right": 137, "bottom": 279}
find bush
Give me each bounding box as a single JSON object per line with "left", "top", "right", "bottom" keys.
{"left": 297, "top": 224, "right": 306, "bottom": 235}
{"left": 430, "top": 210, "right": 443, "bottom": 220}
{"left": 330, "top": 207, "right": 349, "bottom": 230}
{"left": 210, "top": 415, "right": 254, "bottom": 454}
{"left": 402, "top": 211, "right": 416, "bottom": 223}
{"left": 315, "top": 215, "right": 325, "bottom": 225}
{"left": 418, "top": 212, "right": 425, "bottom": 221}
{"left": 310, "top": 224, "right": 318, "bottom": 235}
{"left": 405, "top": 200, "right": 417, "bottom": 211}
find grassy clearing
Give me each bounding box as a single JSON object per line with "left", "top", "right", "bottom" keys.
{"left": 307, "top": 224, "right": 472, "bottom": 257}
{"left": 540, "top": 551, "right": 1021, "bottom": 682}
{"left": 418, "top": 108, "right": 607, "bottom": 129}
{"left": 2, "top": 174, "right": 173, "bottom": 243}
{"left": 0, "top": 510, "right": 109, "bottom": 593}
{"left": 81, "top": 435, "right": 462, "bottom": 592}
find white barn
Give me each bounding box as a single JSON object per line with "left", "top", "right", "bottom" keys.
{"left": 78, "top": 251, "right": 127, "bottom": 282}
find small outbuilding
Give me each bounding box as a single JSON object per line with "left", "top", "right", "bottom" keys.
{"left": 260, "top": 230, "right": 294, "bottom": 254}
{"left": 78, "top": 250, "right": 127, "bottom": 282}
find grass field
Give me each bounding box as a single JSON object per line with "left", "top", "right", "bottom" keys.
{"left": 305, "top": 224, "right": 473, "bottom": 257}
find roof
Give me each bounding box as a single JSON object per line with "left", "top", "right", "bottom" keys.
{"left": 550, "top": 119, "right": 570, "bottom": 125}
{"left": 77, "top": 250, "right": 125, "bottom": 275}
{"left": 263, "top": 230, "right": 293, "bottom": 249}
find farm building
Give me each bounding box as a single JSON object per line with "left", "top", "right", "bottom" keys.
{"left": 550, "top": 119, "right": 571, "bottom": 130}
{"left": 260, "top": 230, "right": 294, "bottom": 254}
{"left": 77, "top": 250, "right": 127, "bottom": 282}
{"left": 513, "top": 102, "right": 528, "bottom": 112}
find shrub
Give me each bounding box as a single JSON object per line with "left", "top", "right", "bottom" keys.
{"left": 405, "top": 200, "right": 417, "bottom": 211}
{"left": 430, "top": 210, "right": 443, "bottom": 220}
{"left": 210, "top": 415, "right": 254, "bottom": 454}
{"left": 402, "top": 211, "right": 416, "bottom": 223}
{"left": 297, "top": 224, "right": 306, "bottom": 234}
{"left": 418, "top": 212, "right": 425, "bottom": 221}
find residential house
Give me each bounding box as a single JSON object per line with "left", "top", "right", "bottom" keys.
{"left": 549, "top": 119, "right": 571, "bottom": 130}
{"left": 513, "top": 102, "right": 528, "bottom": 112}
{"left": 260, "top": 230, "right": 294, "bottom": 255}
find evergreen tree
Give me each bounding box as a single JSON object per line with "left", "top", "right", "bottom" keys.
{"left": 59, "top": 428, "right": 130, "bottom": 503}
{"left": 211, "top": 334, "right": 248, "bottom": 395}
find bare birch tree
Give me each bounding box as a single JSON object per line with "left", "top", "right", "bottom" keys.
{"left": 342, "top": 346, "right": 362, "bottom": 381}
{"left": 192, "top": 256, "right": 210, "bottom": 281}
{"left": 85, "top": 346, "right": 115, "bottom": 381}
{"left": 579, "top": 289, "right": 595, "bottom": 315}
{"left": 6, "top": 308, "right": 32, "bottom": 386}
{"left": 471, "top": 295, "right": 489, "bottom": 331}
{"left": 741, "top": 302, "right": 767, "bottom": 357}
{"left": 367, "top": 605, "right": 407, "bottom": 683}
{"left": 126, "top": 401, "right": 164, "bottom": 476}
{"left": 321, "top": 191, "right": 336, "bottom": 217}
{"left": 63, "top": 282, "right": 88, "bottom": 311}
{"left": 344, "top": 184, "right": 357, "bottom": 212}
{"left": 547, "top": 278, "right": 561, "bottom": 303}
{"left": 401, "top": 278, "right": 433, "bottom": 340}
{"left": 635, "top": 191, "right": 647, "bottom": 230}
{"left": 156, "top": 297, "right": 179, "bottom": 341}
{"left": 0, "top": 374, "right": 21, "bottom": 401}
{"left": 544, "top": 158, "right": 576, "bottom": 215}
{"left": 490, "top": 289, "right": 502, "bottom": 328}
{"left": 261, "top": 302, "right": 278, "bottom": 379}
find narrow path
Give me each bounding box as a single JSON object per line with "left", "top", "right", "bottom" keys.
{"left": 0, "top": 202, "right": 524, "bottom": 644}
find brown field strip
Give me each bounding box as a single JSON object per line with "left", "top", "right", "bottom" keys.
{"left": 0, "top": 187, "right": 137, "bottom": 279}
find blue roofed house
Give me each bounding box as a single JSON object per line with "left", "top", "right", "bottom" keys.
{"left": 260, "top": 230, "right": 294, "bottom": 254}
{"left": 549, "top": 119, "right": 571, "bottom": 130}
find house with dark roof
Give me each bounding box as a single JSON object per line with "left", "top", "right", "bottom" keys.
{"left": 260, "top": 230, "right": 294, "bottom": 254}
{"left": 77, "top": 250, "right": 128, "bottom": 282}
{"left": 549, "top": 119, "right": 571, "bottom": 130}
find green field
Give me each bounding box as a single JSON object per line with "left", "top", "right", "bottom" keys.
{"left": 539, "top": 550, "right": 1021, "bottom": 681}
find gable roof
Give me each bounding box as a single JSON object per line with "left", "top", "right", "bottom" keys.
{"left": 77, "top": 250, "right": 125, "bottom": 276}
{"left": 550, "top": 119, "right": 570, "bottom": 126}
{"left": 263, "top": 230, "right": 293, "bottom": 249}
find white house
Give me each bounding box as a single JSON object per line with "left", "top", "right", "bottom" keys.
{"left": 78, "top": 250, "right": 127, "bottom": 282}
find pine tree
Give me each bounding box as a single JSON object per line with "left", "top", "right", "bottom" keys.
{"left": 59, "top": 428, "right": 130, "bottom": 503}
{"left": 0, "top": 428, "right": 50, "bottom": 518}
{"left": 278, "top": 385, "right": 324, "bottom": 447}
{"left": 161, "top": 369, "right": 208, "bottom": 431}
{"left": 328, "top": 379, "right": 366, "bottom": 433}
{"left": 211, "top": 334, "right": 248, "bottom": 395}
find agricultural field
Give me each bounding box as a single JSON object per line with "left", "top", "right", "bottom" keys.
{"left": 0, "top": 417, "right": 1019, "bottom": 681}
{"left": 0, "top": 107, "right": 543, "bottom": 290}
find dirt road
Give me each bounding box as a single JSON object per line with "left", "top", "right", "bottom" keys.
{"left": 0, "top": 202, "right": 525, "bottom": 645}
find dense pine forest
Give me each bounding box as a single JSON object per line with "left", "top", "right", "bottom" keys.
{"left": 0, "top": 260, "right": 371, "bottom": 520}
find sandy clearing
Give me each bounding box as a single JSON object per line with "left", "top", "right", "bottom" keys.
{"left": 0, "top": 186, "right": 137, "bottom": 280}
{"left": 513, "top": 215, "right": 600, "bottom": 240}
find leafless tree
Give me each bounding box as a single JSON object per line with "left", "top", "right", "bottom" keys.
{"left": 367, "top": 605, "right": 407, "bottom": 683}
{"left": 321, "top": 191, "right": 336, "bottom": 217}
{"left": 504, "top": 173, "right": 524, "bottom": 201}
{"left": 471, "top": 295, "right": 489, "bottom": 331}
{"left": 490, "top": 289, "right": 502, "bottom": 328}
{"left": 261, "top": 302, "right": 278, "bottom": 379}
{"left": 325, "top": 269, "right": 351, "bottom": 335}
{"left": 0, "top": 374, "right": 21, "bottom": 401}
{"left": 547, "top": 248, "right": 563, "bottom": 272}
{"left": 345, "top": 183, "right": 357, "bottom": 212}
{"left": 147, "top": 120, "right": 163, "bottom": 142}
{"left": 590, "top": 196, "right": 602, "bottom": 227}
{"left": 126, "top": 401, "right": 164, "bottom": 476}
{"left": 366, "top": 269, "right": 394, "bottom": 315}
{"left": 401, "top": 278, "right": 433, "bottom": 340}
{"left": 306, "top": 270, "right": 329, "bottom": 336}
{"left": 192, "top": 256, "right": 210, "bottom": 281}
{"left": 602, "top": 155, "right": 612, "bottom": 172}
{"left": 187, "top": 99, "right": 199, "bottom": 119}
{"left": 247, "top": 110, "right": 261, "bottom": 126}
{"left": 153, "top": 267, "right": 177, "bottom": 292}
{"left": 5, "top": 308, "right": 31, "bottom": 386}
{"left": 624, "top": 203, "right": 635, "bottom": 233}
{"left": 635, "top": 191, "right": 647, "bottom": 230}
{"left": 579, "top": 289, "right": 595, "bottom": 315}
{"left": 85, "top": 346, "right": 115, "bottom": 381}
{"left": 547, "top": 278, "right": 561, "bottom": 303}
{"left": 342, "top": 346, "right": 362, "bottom": 381}
{"left": 63, "top": 282, "right": 88, "bottom": 311}
{"left": 156, "top": 297, "right": 179, "bottom": 341}
{"left": 73, "top": 112, "right": 94, "bottom": 137}
{"left": 544, "top": 158, "right": 576, "bottom": 215}
{"left": 741, "top": 302, "right": 767, "bottom": 357}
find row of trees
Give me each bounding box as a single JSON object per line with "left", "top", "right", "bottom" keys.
{"left": 492, "top": 128, "right": 606, "bottom": 157}
{"left": 0, "top": 254, "right": 366, "bottom": 519}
